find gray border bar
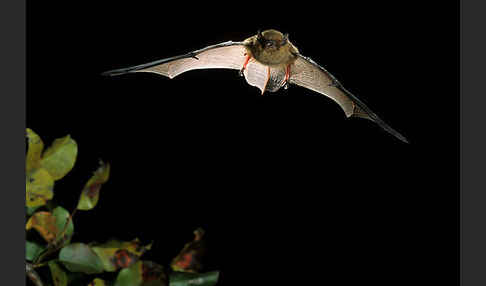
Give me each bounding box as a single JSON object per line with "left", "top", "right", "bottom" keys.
{"left": 0, "top": 0, "right": 26, "bottom": 285}
{"left": 461, "top": 0, "right": 486, "bottom": 285}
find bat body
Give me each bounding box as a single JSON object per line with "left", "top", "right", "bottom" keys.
{"left": 103, "top": 29, "right": 408, "bottom": 143}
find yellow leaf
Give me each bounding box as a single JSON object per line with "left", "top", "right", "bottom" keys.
{"left": 77, "top": 162, "right": 110, "bottom": 211}
{"left": 26, "top": 211, "right": 58, "bottom": 242}
{"left": 91, "top": 238, "right": 152, "bottom": 272}
{"left": 119, "top": 238, "right": 152, "bottom": 257}
{"left": 91, "top": 247, "right": 119, "bottom": 272}
{"left": 26, "top": 128, "right": 44, "bottom": 172}
{"left": 26, "top": 168, "right": 54, "bottom": 207}
{"left": 88, "top": 278, "right": 106, "bottom": 286}
{"left": 41, "top": 134, "right": 78, "bottom": 180}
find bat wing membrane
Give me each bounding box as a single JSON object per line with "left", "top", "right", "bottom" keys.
{"left": 102, "top": 41, "right": 247, "bottom": 78}
{"left": 289, "top": 55, "right": 408, "bottom": 143}
{"left": 103, "top": 40, "right": 285, "bottom": 94}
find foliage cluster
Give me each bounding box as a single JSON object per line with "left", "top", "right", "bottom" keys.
{"left": 26, "top": 129, "right": 219, "bottom": 286}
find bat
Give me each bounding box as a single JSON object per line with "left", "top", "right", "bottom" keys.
{"left": 102, "top": 29, "right": 408, "bottom": 143}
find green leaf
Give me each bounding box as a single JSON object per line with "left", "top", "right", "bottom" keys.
{"left": 52, "top": 206, "right": 74, "bottom": 245}
{"left": 169, "top": 271, "right": 219, "bottom": 286}
{"left": 26, "top": 128, "right": 44, "bottom": 172}
{"left": 41, "top": 134, "right": 78, "bottom": 181}
{"left": 77, "top": 161, "right": 110, "bottom": 211}
{"left": 26, "top": 167, "right": 54, "bottom": 208}
{"left": 115, "top": 261, "right": 167, "bottom": 286}
{"left": 115, "top": 261, "right": 143, "bottom": 286}
{"left": 48, "top": 260, "right": 68, "bottom": 286}
{"left": 26, "top": 205, "right": 42, "bottom": 216}
{"left": 59, "top": 243, "right": 104, "bottom": 274}
{"left": 26, "top": 240, "right": 45, "bottom": 262}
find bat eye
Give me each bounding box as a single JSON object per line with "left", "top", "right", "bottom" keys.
{"left": 265, "top": 41, "right": 276, "bottom": 48}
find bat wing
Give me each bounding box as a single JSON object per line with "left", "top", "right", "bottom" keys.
{"left": 102, "top": 41, "right": 247, "bottom": 78}
{"left": 289, "top": 54, "right": 408, "bottom": 143}
{"left": 102, "top": 40, "right": 286, "bottom": 94}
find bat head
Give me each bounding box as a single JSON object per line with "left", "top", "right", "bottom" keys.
{"left": 256, "top": 29, "right": 289, "bottom": 50}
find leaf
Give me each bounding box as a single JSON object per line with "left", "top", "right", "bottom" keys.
{"left": 26, "top": 240, "right": 45, "bottom": 262}
{"left": 91, "top": 247, "right": 119, "bottom": 272}
{"left": 26, "top": 128, "right": 44, "bottom": 172}
{"left": 101, "top": 238, "right": 152, "bottom": 257}
{"left": 66, "top": 272, "right": 85, "bottom": 285}
{"left": 141, "top": 261, "right": 167, "bottom": 286}
{"left": 26, "top": 211, "right": 58, "bottom": 242}
{"left": 26, "top": 205, "right": 42, "bottom": 216}
{"left": 59, "top": 243, "right": 104, "bottom": 274}
{"left": 93, "top": 248, "right": 138, "bottom": 272}
{"left": 41, "top": 134, "right": 78, "bottom": 181}
{"left": 169, "top": 271, "right": 219, "bottom": 286}
{"left": 48, "top": 260, "right": 68, "bottom": 286}
{"left": 26, "top": 207, "right": 74, "bottom": 245}
{"left": 115, "top": 261, "right": 143, "bottom": 286}
{"left": 88, "top": 278, "right": 107, "bottom": 286}
{"left": 52, "top": 206, "right": 74, "bottom": 245}
{"left": 115, "top": 261, "right": 167, "bottom": 286}
{"left": 171, "top": 228, "right": 206, "bottom": 273}
{"left": 77, "top": 161, "right": 110, "bottom": 211}
{"left": 92, "top": 238, "right": 152, "bottom": 272}
{"left": 26, "top": 167, "right": 54, "bottom": 207}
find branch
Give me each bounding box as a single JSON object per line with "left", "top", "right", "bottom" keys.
{"left": 26, "top": 262, "right": 44, "bottom": 286}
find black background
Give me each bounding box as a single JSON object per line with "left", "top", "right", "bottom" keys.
{"left": 27, "top": 1, "right": 459, "bottom": 285}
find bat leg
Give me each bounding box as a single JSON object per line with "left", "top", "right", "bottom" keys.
{"left": 283, "top": 64, "right": 291, "bottom": 90}
{"left": 239, "top": 54, "right": 252, "bottom": 77}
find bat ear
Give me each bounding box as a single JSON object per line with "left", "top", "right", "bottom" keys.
{"left": 257, "top": 29, "right": 263, "bottom": 39}
{"left": 257, "top": 29, "right": 265, "bottom": 45}
{"left": 281, "top": 33, "right": 289, "bottom": 45}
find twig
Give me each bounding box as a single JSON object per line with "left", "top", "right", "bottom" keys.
{"left": 34, "top": 208, "right": 78, "bottom": 265}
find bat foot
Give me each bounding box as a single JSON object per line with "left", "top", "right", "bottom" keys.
{"left": 282, "top": 64, "right": 291, "bottom": 90}
{"left": 239, "top": 54, "right": 251, "bottom": 77}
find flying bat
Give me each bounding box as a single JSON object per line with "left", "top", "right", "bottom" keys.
{"left": 103, "top": 29, "right": 408, "bottom": 143}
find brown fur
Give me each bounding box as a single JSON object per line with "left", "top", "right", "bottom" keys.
{"left": 243, "top": 29, "right": 299, "bottom": 67}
